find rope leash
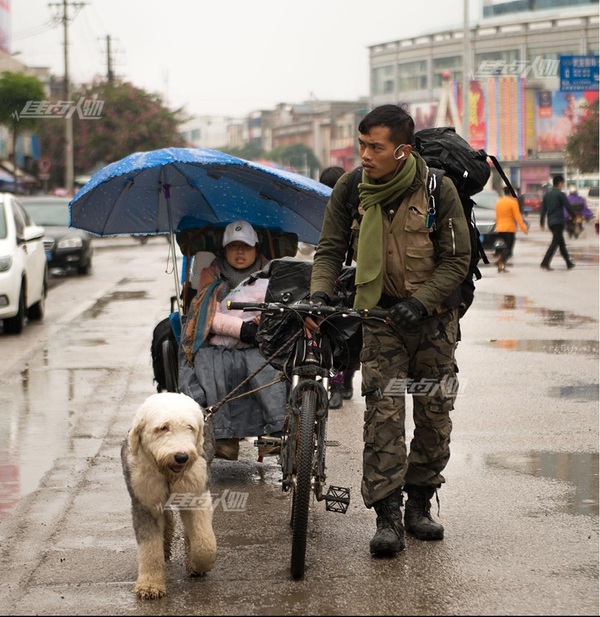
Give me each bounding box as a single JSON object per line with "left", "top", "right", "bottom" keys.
{"left": 204, "top": 329, "right": 302, "bottom": 420}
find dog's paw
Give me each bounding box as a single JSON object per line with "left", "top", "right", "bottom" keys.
{"left": 186, "top": 554, "right": 216, "bottom": 577}
{"left": 134, "top": 582, "right": 166, "bottom": 600}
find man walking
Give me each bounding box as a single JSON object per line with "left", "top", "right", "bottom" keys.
{"left": 540, "top": 175, "right": 575, "bottom": 271}
{"left": 307, "top": 105, "right": 470, "bottom": 557}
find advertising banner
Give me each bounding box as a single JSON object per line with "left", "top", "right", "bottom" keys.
{"left": 482, "top": 76, "right": 525, "bottom": 161}
{"left": 536, "top": 90, "right": 599, "bottom": 152}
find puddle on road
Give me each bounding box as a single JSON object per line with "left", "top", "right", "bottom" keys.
{"left": 568, "top": 249, "right": 599, "bottom": 264}
{"left": 487, "top": 339, "right": 599, "bottom": 356}
{"left": 0, "top": 361, "right": 113, "bottom": 518}
{"left": 548, "top": 384, "right": 599, "bottom": 401}
{"left": 476, "top": 293, "right": 597, "bottom": 328}
{"left": 486, "top": 451, "right": 599, "bottom": 516}
{"left": 83, "top": 290, "right": 148, "bottom": 319}
{"left": 0, "top": 281, "right": 156, "bottom": 518}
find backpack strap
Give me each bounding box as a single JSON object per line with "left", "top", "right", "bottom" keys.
{"left": 488, "top": 154, "right": 518, "bottom": 198}
{"left": 427, "top": 168, "right": 444, "bottom": 230}
{"left": 344, "top": 166, "right": 363, "bottom": 266}
{"left": 428, "top": 168, "right": 489, "bottom": 274}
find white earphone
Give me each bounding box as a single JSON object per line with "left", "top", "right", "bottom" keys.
{"left": 393, "top": 144, "right": 405, "bottom": 160}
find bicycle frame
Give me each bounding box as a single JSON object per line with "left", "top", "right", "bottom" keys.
{"left": 228, "top": 300, "right": 387, "bottom": 579}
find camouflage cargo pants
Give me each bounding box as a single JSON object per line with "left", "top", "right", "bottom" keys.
{"left": 360, "top": 309, "right": 460, "bottom": 508}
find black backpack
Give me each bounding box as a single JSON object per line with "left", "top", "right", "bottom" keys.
{"left": 344, "top": 126, "right": 517, "bottom": 317}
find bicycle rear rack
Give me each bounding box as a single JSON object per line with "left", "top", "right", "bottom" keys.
{"left": 324, "top": 485, "right": 350, "bottom": 514}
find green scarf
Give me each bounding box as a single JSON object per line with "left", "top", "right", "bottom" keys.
{"left": 354, "top": 154, "right": 417, "bottom": 309}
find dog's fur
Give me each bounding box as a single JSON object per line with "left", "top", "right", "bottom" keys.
{"left": 121, "top": 392, "right": 217, "bottom": 600}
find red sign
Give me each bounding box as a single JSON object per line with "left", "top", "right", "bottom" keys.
{"left": 38, "top": 157, "right": 51, "bottom": 173}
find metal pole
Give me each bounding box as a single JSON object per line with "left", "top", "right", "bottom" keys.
{"left": 161, "top": 167, "right": 182, "bottom": 317}
{"left": 462, "top": 0, "right": 471, "bottom": 143}
{"left": 63, "top": 0, "right": 74, "bottom": 193}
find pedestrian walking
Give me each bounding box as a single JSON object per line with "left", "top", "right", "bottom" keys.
{"left": 540, "top": 174, "right": 576, "bottom": 271}
{"left": 306, "top": 104, "right": 471, "bottom": 557}
{"left": 495, "top": 186, "right": 529, "bottom": 272}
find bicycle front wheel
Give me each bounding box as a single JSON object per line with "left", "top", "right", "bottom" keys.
{"left": 290, "top": 386, "right": 317, "bottom": 579}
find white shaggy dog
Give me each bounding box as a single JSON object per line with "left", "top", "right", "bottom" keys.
{"left": 121, "top": 392, "right": 217, "bottom": 600}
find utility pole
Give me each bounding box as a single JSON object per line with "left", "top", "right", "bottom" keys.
{"left": 49, "top": 0, "right": 85, "bottom": 193}
{"left": 106, "top": 34, "right": 114, "bottom": 84}
{"left": 462, "top": 0, "right": 471, "bottom": 144}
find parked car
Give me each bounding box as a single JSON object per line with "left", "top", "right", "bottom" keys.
{"left": 584, "top": 186, "right": 599, "bottom": 217}
{"left": 0, "top": 192, "right": 48, "bottom": 334}
{"left": 471, "top": 189, "right": 500, "bottom": 252}
{"left": 521, "top": 192, "right": 542, "bottom": 214}
{"left": 20, "top": 196, "right": 93, "bottom": 275}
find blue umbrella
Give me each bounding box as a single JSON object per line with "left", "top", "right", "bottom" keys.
{"left": 68, "top": 147, "right": 331, "bottom": 245}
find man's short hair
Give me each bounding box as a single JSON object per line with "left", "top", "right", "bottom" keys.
{"left": 358, "top": 104, "right": 414, "bottom": 146}
{"left": 553, "top": 174, "right": 565, "bottom": 187}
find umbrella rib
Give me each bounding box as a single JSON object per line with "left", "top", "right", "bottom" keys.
{"left": 94, "top": 178, "right": 134, "bottom": 235}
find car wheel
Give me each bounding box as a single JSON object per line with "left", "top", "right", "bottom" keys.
{"left": 78, "top": 259, "right": 91, "bottom": 275}
{"left": 28, "top": 277, "right": 47, "bottom": 321}
{"left": 4, "top": 284, "right": 26, "bottom": 334}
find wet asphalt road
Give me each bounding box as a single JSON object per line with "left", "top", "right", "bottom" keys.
{"left": 0, "top": 227, "right": 597, "bottom": 616}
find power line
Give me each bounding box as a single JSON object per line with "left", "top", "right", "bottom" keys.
{"left": 8, "top": 21, "right": 58, "bottom": 43}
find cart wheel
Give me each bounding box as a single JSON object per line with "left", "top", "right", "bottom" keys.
{"left": 162, "top": 338, "right": 179, "bottom": 392}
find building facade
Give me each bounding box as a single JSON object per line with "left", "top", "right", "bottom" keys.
{"left": 368, "top": 0, "right": 599, "bottom": 192}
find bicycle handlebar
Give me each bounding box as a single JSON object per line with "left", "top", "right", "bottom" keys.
{"left": 227, "top": 300, "right": 389, "bottom": 320}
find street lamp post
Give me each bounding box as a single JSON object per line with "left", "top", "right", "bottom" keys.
{"left": 462, "top": 0, "right": 471, "bottom": 144}
{"left": 63, "top": 0, "right": 74, "bottom": 193}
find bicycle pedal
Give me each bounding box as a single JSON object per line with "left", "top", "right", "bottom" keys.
{"left": 324, "top": 485, "right": 350, "bottom": 514}
{"left": 254, "top": 437, "right": 282, "bottom": 448}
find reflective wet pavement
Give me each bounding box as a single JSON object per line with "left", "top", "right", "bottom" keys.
{"left": 0, "top": 230, "right": 597, "bottom": 615}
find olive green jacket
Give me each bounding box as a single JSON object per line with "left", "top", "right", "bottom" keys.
{"left": 310, "top": 153, "right": 471, "bottom": 315}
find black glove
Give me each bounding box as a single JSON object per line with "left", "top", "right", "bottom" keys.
{"left": 310, "top": 291, "right": 330, "bottom": 307}
{"left": 240, "top": 320, "right": 259, "bottom": 345}
{"left": 389, "top": 298, "right": 427, "bottom": 329}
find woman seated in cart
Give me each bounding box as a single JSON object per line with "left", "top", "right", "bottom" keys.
{"left": 178, "top": 220, "right": 287, "bottom": 461}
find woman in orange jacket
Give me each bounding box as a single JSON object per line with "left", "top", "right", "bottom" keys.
{"left": 495, "top": 187, "right": 529, "bottom": 272}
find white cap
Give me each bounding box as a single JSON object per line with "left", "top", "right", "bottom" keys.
{"left": 222, "top": 220, "right": 259, "bottom": 247}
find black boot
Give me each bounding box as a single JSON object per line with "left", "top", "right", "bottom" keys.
{"left": 329, "top": 383, "right": 343, "bottom": 409}
{"left": 404, "top": 485, "right": 444, "bottom": 541}
{"left": 342, "top": 371, "right": 354, "bottom": 400}
{"left": 369, "top": 490, "right": 405, "bottom": 556}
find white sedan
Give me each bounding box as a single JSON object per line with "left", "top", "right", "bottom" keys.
{"left": 0, "top": 192, "right": 48, "bottom": 334}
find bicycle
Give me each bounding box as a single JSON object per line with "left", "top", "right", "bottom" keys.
{"left": 227, "top": 299, "right": 387, "bottom": 579}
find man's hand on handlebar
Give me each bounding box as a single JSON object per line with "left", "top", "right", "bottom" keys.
{"left": 303, "top": 291, "right": 330, "bottom": 337}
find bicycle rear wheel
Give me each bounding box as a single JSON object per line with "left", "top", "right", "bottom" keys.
{"left": 290, "top": 387, "right": 317, "bottom": 579}
{"left": 162, "top": 338, "right": 179, "bottom": 393}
